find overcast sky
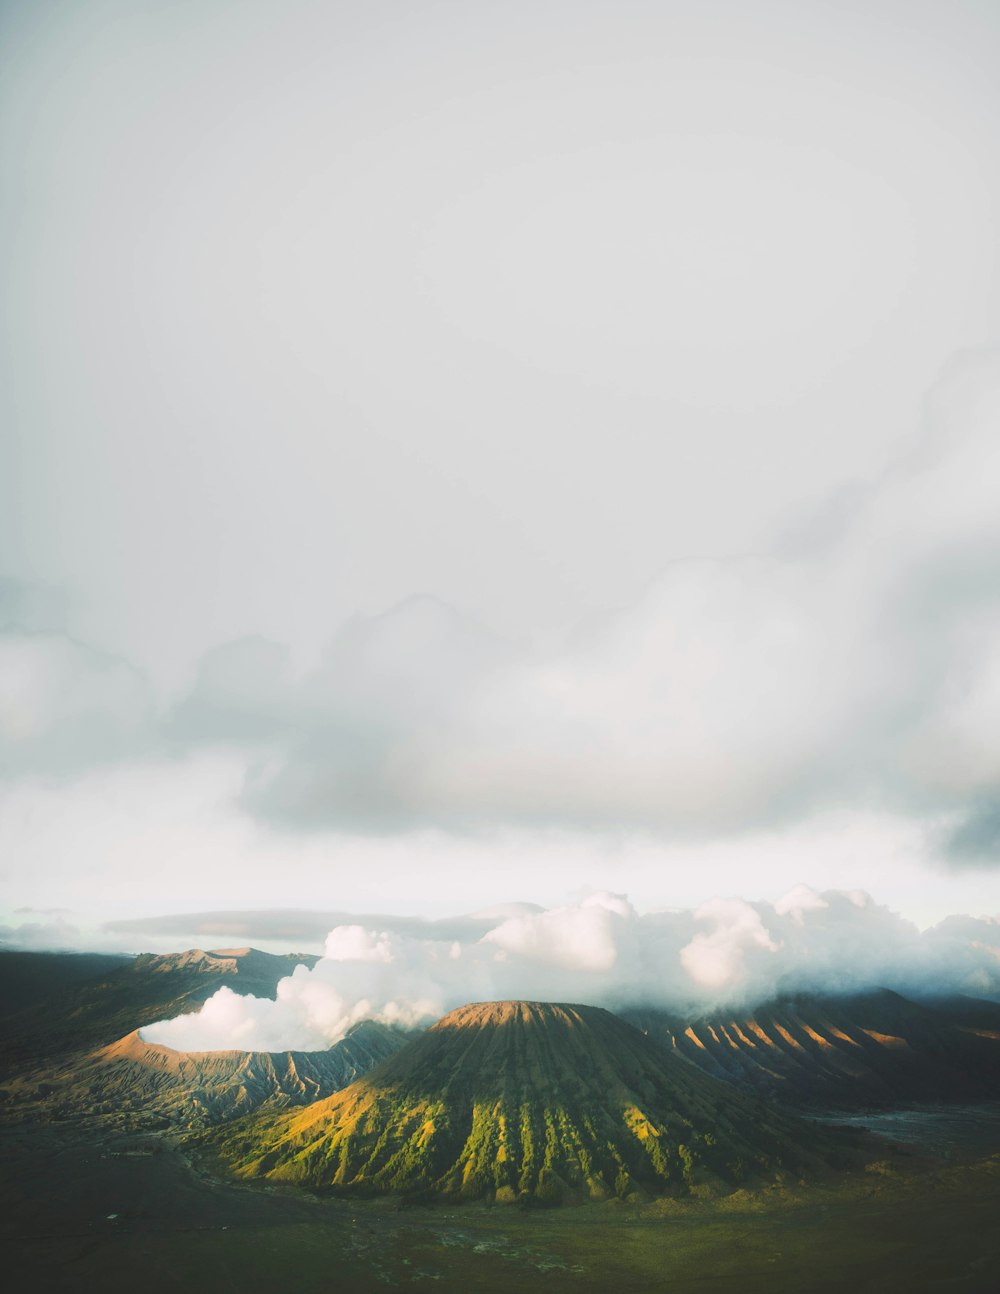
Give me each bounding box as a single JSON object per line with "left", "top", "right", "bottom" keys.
{"left": 3, "top": 0, "right": 1000, "bottom": 950}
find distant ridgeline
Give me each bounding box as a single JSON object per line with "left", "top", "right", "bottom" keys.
{"left": 621, "top": 989, "right": 1000, "bottom": 1109}
{"left": 0, "top": 947, "right": 318, "bottom": 1070}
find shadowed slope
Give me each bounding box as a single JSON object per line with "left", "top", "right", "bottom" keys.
{"left": 0, "top": 947, "right": 319, "bottom": 1073}
{"left": 211, "top": 1001, "right": 855, "bottom": 1202}
{"left": 623, "top": 990, "right": 1000, "bottom": 1109}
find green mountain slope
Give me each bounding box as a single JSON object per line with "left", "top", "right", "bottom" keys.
{"left": 210, "top": 1001, "right": 855, "bottom": 1203}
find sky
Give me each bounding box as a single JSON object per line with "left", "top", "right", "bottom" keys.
{"left": 3, "top": 0, "right": 1000, "bottom": 958}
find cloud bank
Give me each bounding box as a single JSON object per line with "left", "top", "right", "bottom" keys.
{"left": 218, "top": 353, "right": 1000, "bottom": 855}
{"left": 140, "top": 888, "right": 1000, "bottom": 1052}
{"left": 5, "top": 354, "right": 1000, "bottom": 866}
{"left": 0, "top": 581, "right": 153, "bottom": 778}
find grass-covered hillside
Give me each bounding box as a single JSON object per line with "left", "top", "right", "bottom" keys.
{"left": 210, "top": 1000, "right": 856, "bottom": 1203}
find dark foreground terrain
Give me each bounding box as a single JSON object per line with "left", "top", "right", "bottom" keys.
{"left": 3, "top": 1112, "right": 1000, "bottom": 1293}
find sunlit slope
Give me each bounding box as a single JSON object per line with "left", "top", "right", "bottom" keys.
{"left": 211, "top": 1001, "right": 852, "bottom": 1202}
{"left": 26, "top": 1020, "right": 408, "bottom": 1126}
{"left": 624, "top": 990, "right": 1000, "bottom": 1108}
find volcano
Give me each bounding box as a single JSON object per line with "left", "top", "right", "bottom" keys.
{"left": 211, "top": 1001, "right": 855, "bottom": 1202}
{"left": 1, "top": 1019, "right": 407, "bottom": 1128}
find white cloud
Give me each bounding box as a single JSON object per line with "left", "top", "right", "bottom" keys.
{"left": 679, "top": 898, "right": 779, "bottom": 991}
{"left": 0, "top": 629, "right": 153, "bottom": 776}
{"left": 141, "top": 887, "right": 1000, "bottom": 1052}
{"left": 165, "top": 351, "right": 1000, "bottom": 856}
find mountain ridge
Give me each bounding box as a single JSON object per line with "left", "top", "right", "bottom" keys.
{"left": 622, "top": 988, "right": 1000, "bottom": 1108}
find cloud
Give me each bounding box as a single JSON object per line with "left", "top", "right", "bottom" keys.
{"left": 102, "top": 906, "right": 542, "bottom": 947}
{"left": 4, "top": 353, "right": 1000, "bottom": 859}
{"left": 941, "top": 802, "right": 1000, "bottom": 867}
{"left": 140, "top": 887, "right": 1000, "bottom": 1051}
{"left": 0, "top": 621, "right": 154, "bottom": 777}
{"left": 171, "top": 350, "right": 1000, "bottom": 850}
{"left": 166, "top": 637, "right": 293, "bottom": 745}
{"left": 679, "top": 898, "right": 779, "bottom": 991}
{"left": 0, "top": 914, "right": 80, "bottom": 951}
{"left": 0, "top": 579, "right": 69, "bottom": 634}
